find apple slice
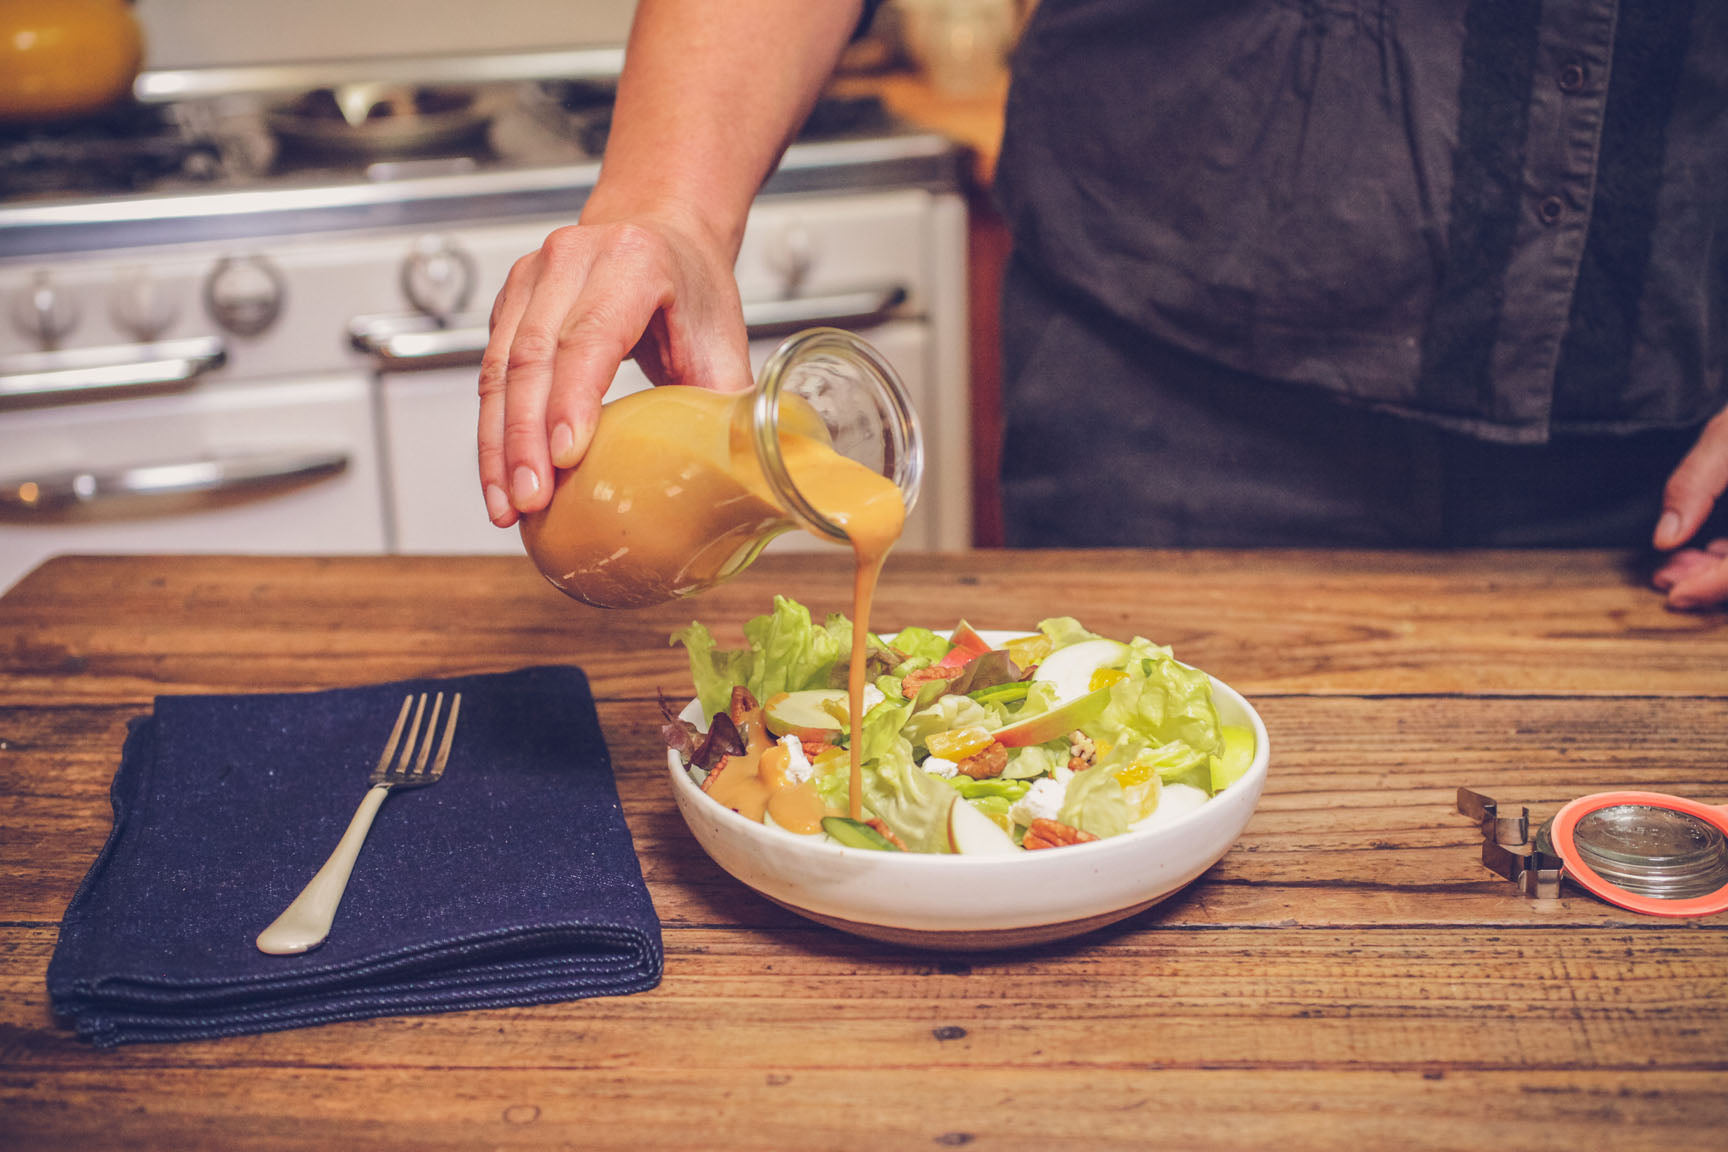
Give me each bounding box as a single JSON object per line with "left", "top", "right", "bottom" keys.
{"left": 933, "top": 620, "right": 994, "bottom": 670}
{"left": 762, "top": 689, "right": 849, "bottom": 742}
{"left": 1033, "top": 638, "right": 1129, "bottom": 702}
{"left": 992, "top": 684, "right": 1111, "bottom": 748}
{"left": 946, "top": 796, "right": 1020, "bottom": 855}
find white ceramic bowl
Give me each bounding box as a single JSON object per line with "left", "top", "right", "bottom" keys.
{"left": 666, "top": 635, "right": 1270, "bottom": 950}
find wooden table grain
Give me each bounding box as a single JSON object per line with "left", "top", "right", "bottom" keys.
{"left": 2, "top": 550, "right": 1725, "bottom": 1150}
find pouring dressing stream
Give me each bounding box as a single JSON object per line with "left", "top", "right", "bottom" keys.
{"left": 519, "top": 328, "right": 921, "bottom": 822}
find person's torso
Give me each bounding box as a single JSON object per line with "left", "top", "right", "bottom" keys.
{"left": 994, "top": 0, "right": 1728, "bottom": 441}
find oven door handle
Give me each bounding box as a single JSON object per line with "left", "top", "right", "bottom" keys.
{"left": 349, "top": 285, "right": 910, "bottom": 371}
{"left": 0, "top": 337, "right": 228, "bottom": 409}
{"left": 741, "top": 285, "right": 909, "bottom": 340}
{"left": 0, "top": 451, "right": 349, "bottom": 519}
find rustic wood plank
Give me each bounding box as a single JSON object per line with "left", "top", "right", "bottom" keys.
{"left": 2, "top": 552, "right": 1724, "bottom": 704}
{"left": 3, "top": 553, "right": 1726, "bottom": 1151}
{"left": 4, "top": 1066, "right": 1726, "bottom": 1152}
{"left": 7, "top": 925, "right": 1726, "bottom": 1073}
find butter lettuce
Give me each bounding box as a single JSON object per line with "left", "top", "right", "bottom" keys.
{"left": 1098, "top": 638, "right": 1223, "bottom": 764}
{"left": 671, "top": 594, "right": 849, "bottom": 717}
{"left": 1037, "top": 616, "right": 1103, "bottom": 649}
{"left": 1058, "top": 762, "right": 1131, "bottom": 839}
{"left": 889, "top": 625, "right": 950, "bottom": 665}
{"left": 859, "top": 733, "right": 955, "bottom": 854}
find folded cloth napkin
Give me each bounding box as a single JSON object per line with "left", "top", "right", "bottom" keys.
{"left": 47, "top": 665, "right": 662, "bottom": 1047}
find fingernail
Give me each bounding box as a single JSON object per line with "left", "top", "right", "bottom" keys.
{"left": 484, "top": 484, "right": 510, "bottom": 523}
{"left": 511, "top": 465, "right": 540, "bottom": 506}
{"left": 550, "top": 422, "right": 576, "bottom": 467}
{"left": 1655, "top": 510, "right": 1682, "bottom": 548}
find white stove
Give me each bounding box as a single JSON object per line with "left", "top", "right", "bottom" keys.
{"left": 0, "top": 78, "right": 972, "bottom": 592}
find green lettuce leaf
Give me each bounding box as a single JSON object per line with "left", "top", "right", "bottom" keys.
{"left": 671, "top": 595, "right": 849, "bottom": 717}
{"left": 861, "top": 735, "right": 955, "bottom": 853}
{"left": 1098, "top": 638, "right": 1223, "bottom": 759}
{"left": 1037, "top": 616, "right": 1104, "bottom": 649}
{"left": 667, "top": 620, "right": 748, "bottom": 719}
{"left": 1002, "top": 743, "right": 1062, "bottom": 780}
{"left": 889, "top": 626, "right": 949, "bottom": 665}
{"left": 743, "top": 598, "right": 850, "bottom": 700}
{"left": 1058, "top": 765, "right": 1131, "bottom": 839}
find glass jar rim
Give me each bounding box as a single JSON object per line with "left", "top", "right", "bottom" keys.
{"left": 750, "top": 327, "right": 924, "bottom": 543}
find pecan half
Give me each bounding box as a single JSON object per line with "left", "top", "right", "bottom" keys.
{"left": 1022, "top": 818, "right": 1099, "bottom": 850}
{"left": 865, "top": 818, "right": 908, "bottom": 851}
{"left": 956, "top": 741, "right": 1009, "bottom": 779}
{"left": 900, "top": 666, "right": 954, "bottom": 699}
{"left": 700, "top": 754, "right": 735, "bottom": 794}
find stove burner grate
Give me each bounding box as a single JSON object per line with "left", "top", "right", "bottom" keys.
{"left": 0, "top": 103, "right": 226, "bottom": 200}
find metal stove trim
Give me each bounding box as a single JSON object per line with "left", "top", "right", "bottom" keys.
{"left": 0, "top": 134, "right": 964, "bottom": 259}
{"left": 134, "top": 49, "right": 630, "bottom": 103}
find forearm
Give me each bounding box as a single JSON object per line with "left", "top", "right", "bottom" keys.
{"left": 580, "top": 0, "right": 865, "bottom": 256}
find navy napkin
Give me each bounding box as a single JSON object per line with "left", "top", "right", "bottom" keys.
{"left": 47, "top": 666, "right": 662, "bottom": 1047}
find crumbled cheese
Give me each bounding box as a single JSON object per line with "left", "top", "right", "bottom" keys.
{"left": 1009, "top": 777, "right": 1067, "bottom": 827}
{"left": 861, "top": 684, "right": 887, "bottom": 712}
{"left": 922, "top": 755, "right": 960, "bottom": 779}
{"left": 780, "top": 734, "right": 813, "bottom": 784}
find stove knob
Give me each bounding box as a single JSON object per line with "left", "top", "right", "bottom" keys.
{"left": 400, "top": 236, "right": 477, "bottom": 322}
{"left": 10, "top": 271, "right": 81, "bottom": 350}
{"left": 765, "top": 223, "right": 814, "bottom": 297}
{"left": 204, "top": 254, "right": 286, "bottom": 338}
{"left": 111, "top": 268, "right": 181, "bottom": 343}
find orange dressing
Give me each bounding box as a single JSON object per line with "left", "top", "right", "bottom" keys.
{"left": 775, "top": 434, "right": 905, "bottom": 819}
{"left": 703, "top": 707, "right": 841, "bottom": 833}
{"left": 520, "top": 384, "right": 906, "bottom": 824}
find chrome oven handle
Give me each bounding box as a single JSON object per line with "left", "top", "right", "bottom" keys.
{"left": 741, "top": 285, "right": 908, "bottom": 339}
{"left": 0, "top": 451, "right": 349, "bottom": 519}
{"left": 349, "top": 317, "right": 491, "bottom": 370}
{"left": 348, "top": 285, "right": 911, "bottom": 371}
{"left": 0, "top": 336, "right": 228, "bottom": 408}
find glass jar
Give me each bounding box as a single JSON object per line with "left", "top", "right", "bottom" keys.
{"left": 519, "top": 327, "right": 924, "bottom": 609}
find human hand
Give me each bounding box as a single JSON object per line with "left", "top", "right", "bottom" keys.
{"left": 477, "top": 211, "right": 753, "bottom": 528}
{"left": 1650, "top": 407, "right": 1728, "bottom": 610}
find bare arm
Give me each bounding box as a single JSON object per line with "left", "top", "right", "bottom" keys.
{"left": 478, "top": 0, "right": 865, "bottom": 526}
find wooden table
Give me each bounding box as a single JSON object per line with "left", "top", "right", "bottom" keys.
{"left": 3, "top": 550, "right": 1726, "bottom": 1150}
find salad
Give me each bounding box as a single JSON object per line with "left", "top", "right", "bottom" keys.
{"left": 664, "top": 596, "right": 1255, "bottom": 855}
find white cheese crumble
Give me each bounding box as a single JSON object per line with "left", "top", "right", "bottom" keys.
{"left": 1009, "top": 777, "right": 1067, "bottom": 827}
{"left": 922, "top": 755, "right": 960, "bottom": 779}
{"left": 780, "top": 734, "right": 813, "bottom": 784}
{"left": 861, "top": 684, "right": 887, "bottom": 712}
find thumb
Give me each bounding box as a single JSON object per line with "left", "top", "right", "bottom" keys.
{"left": 1654, "top": 407, "right": 1728, "bottom": 551}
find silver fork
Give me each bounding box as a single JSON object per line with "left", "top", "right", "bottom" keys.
{"left": 256, "top": 691, "right": 462, "bottom": 956}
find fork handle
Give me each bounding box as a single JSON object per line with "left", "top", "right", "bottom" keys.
{"left": 256, "top": 784, "right": 390, "bottom": 956}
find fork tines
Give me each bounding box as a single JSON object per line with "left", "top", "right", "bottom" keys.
{"left": 372, "top": 691, "right": 462, "bottom": 786}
